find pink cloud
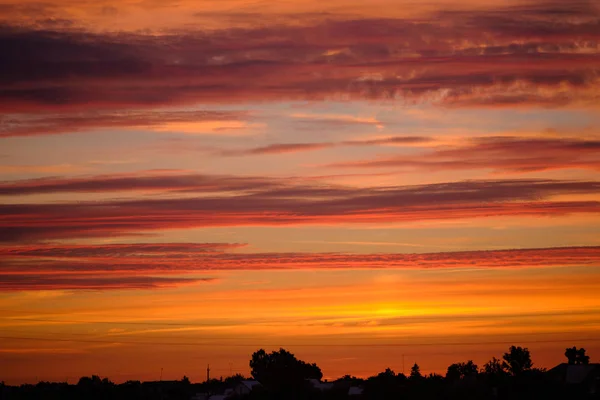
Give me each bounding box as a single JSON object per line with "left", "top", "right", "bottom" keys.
{"left": 0, "top": 172, "right": 280, "bottom": 195}
{"left": 1, "top": 177, "right": 599, "bottom": 242}
{"left": 1, "top": 1, "right": 599, "bottom": 114}
{"left": 0, "top": 244, "right": 598, "bottom": 290}
{"left": 222, "top": 142, "right": 335, "bottom": 156}
{"left": 0, "top": 110, "right": 250, "bottom": 137}
{"left": 221, "top": 136, "right": 432, "bottom": 156}
{"left": 0, "top": 274, "right": 215, "bottom": 291}
{"left": 328, "top": 136, "right": 600, "bottom": 173}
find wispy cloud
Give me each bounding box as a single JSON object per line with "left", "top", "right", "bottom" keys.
{"left": 221, "top": 136, "right": 431, "bottom": 156}
{"left": 290, "top": 114, "right": 384, "bottom": 129}
{"left": 0, "top": 164, "right": 85, "bottom": 175}
{"left": 0, "top": 110, "right": 250, "bottom": 137}
{"left": 0, "top": 172, "right": 280, "bottom": 195}
{"left": 1, "top": 176, "right": 599, "bottom": 241}
{"left": 1, "top": 1, "right": 599, "bottom": 113}
{"left": 222, "top": 142, "right": 335, "bottom": 156}
{"left": 0, "top": 275, "right": 215, "bottom": 291}
{"left": 1, "top": 244, "right": 598, "bottom": 291}
{"left": 0, "top": 242, "right": 246, "bottom": 258}
{"left": 328, "top": 136, "right": 600, "bottom": 173}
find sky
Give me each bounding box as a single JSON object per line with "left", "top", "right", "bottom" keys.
{"left": 1, "top": 0, "right": 600, "bottom": 385}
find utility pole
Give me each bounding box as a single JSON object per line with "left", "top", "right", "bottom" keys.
{"left": 160, "top": 368, "right": 163, "bottom": 381}
{"left": 206, "top": 364, "right": 210, "bottom": 382}
{"left": 402, "top": 354, "right": 405, "bottom": 375}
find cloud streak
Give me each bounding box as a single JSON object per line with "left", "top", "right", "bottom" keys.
{"left": 0, "top": 242, "right": 246, "bottom": 258}
{"left": 0, "top": 172, "right": 280, "bottom": 196}
{"left": 328, "top": 136, "right": 600, "bottom": 173}
{"left": 223, "top": 142, "right": 335, "bottom": 156}
{"left": 1, "top": 244, "right": 598, "bottom": 291}
{"left": 0, "top": 275, "right": 215, "bottom": 291}
{"left": 1, "top": 1, "right": 599, "bottom": 114}
{"left": 1, "top": 176, "right": 600, "bottom": 241}
{"left": 0, "top": 110, "right": 250, "bottom": 137}
{"left": 221, "top": 136, "right": 431, "bottom": 156}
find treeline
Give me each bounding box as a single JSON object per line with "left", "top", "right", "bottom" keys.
{"left": 243, "top": 346, "right": 596, "bottom": 400}
{"left": 1, "top": 346, "right": 596, "bottom": 400}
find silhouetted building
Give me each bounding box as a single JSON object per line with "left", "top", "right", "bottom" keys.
{"left": 307, "top": 378, "right": 334, "bottom": 391}
{"left": 348, "top": 386, "right": 364, "bottom": 396}
{"left": 233, "top": 380, "right": 261, "bottom": 396}
{"left": 548, "top": 363, "right": 600, "bottom": 394}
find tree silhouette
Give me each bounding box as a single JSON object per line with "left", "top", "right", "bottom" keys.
{"left": 365, "top": 368, "right": 406, "bottom": 400}
{"left": 249, "top": 348, "right": 322, "bottom": 389}
{"left": 502, "top": 346, "right": 532, "bottom": 375}
{"left": 77, "top": 375, "right": 111, "bottom": 386}
{"left": 482, "top": 357, "right": 505, "bottom": 375}
{"left": 378, "top": 368, "right": 396, "bottom": 378}
{"left": 224, "top": 373, "right": 246, "bottom": 385}
{"left": 446, "top": 364, "right": 461, "bottom": 382}
{"left": 565, "top": 347, "right": 590, "bottom": 365}
{"left": 446, "top": 361, "right": 478, "bottom": 381}
{"left": 409, "top": 363, "right": 422, "bottom": 379}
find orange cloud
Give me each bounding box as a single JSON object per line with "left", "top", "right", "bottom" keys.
{"left": 1, "top": 244, "right": 598, "bottom": 290}
{"left": 0, "top": 110, "right": 250, "bottom": 137}
{"left": 2, "top": 177, "right": 600, "bottom": 241}
{"left": 0, "top": 172, "right": 280, "bottom": 195}
{"left": 221, "top": 136, "right": 432, "bottom": 156}
{"left": 0, "top": 275, "right": 215, "bottom": 291}
{"left": 1, "top": 1, "right": 599, "bottom": 113}
{"left": 222, "top": 142, "right": 335, "bottom": 156}
{"left": 328, "top": 136, "right": 600, "bottom": 173}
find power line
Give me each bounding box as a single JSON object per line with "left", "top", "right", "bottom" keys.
{"left": 2, "top": 307, "right": 598, "bottom": 327}
{"left": 2, "top": 335, "right": 599, "bottom": 348}
{"left": 3, "top": 327, "right": 596, "bottom": 343}
{"left": 0, "top": 317, "right": 218, "bottom": 327}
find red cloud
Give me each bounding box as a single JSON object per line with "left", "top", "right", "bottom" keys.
{"left": 220, "top": 136, "right": 432, "bottom": 156}
{"left": 0, "top": 172, "right": 281, "bottom": 195}
{"left": 328, "top": 136, "right": 600, "bottom": 173}
{"left": 1, "top": 244, "right": 598, "bottom": 290}
{"left": 0, "top": 110, "right": 250, "bottom": 137}
{"left": 0, "top": 242, "right": 246, "bottom": 258}
{"left": 1, "top": 177, "right": 600, "bottom": 242}
{"left": 222, "top": 142, "right": 335, "bottom": 156}
{"left": 1, "top": 1, "right": 599, "bottom": 114}
{"left": 0, "top": 274, "right": 215, "bottom": 291}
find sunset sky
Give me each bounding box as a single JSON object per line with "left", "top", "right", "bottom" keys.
{"left": 1, "top": 0, "right": 600, "bottom": 385}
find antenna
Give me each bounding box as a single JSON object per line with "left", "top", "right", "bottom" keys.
{"left": 207, "top": 364, "right": 210, "bottom": 382}
{"left": 160, "top": 368, "right": 163, "bottom": 381}
{"left": 402, "top": 354, "right": 405, "bottom": 375}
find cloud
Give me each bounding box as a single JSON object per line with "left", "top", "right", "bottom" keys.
{"left": 221, "top": 136, "right": 433, "bottom": 156}
{"left": 289, "top": 114, "right": 384, "bottom": 129}
{"left": 0, "top": 274, "right": 215, "bottom": 291}
{"left": 1, "top": 177, "right": 600, "bottom": 241}
{"left": 0, "top": 172, "right": 280, "bottom": 195}
{"left": 343, "top": 136, "right": 434, "bottom": 146}
{"left": 328, "top": 136, "right": 600, "bottom": 173}
{"left": 223, "top": 142, "right": 335, "bottom": 156}
{"left": 0, "top": 110, "right": 250, "bottom": 137}
{"left": 1, "top": 1, "right": 599, "bottom": 113}
{"left": 1, "top": 244, "right": 598, "bottom": 280}
{"left": 0, "top": 164, "right": 84, "bottom": 175}
{"left": 0, "top": 242, "right": 246, "bottom": 258}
